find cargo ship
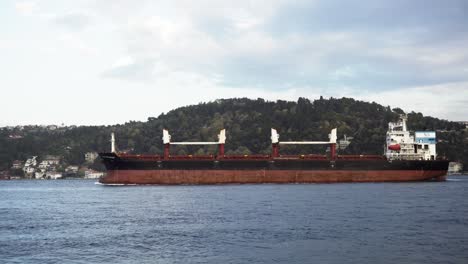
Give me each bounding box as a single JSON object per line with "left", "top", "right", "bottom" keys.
{"left": 98, "top": 116, "right": 449, "bottom": 184}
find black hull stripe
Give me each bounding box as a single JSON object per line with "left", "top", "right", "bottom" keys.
{"left": 99, "top": 153, "right": 449, "bottom": 172}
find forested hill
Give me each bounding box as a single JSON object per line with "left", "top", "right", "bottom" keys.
{"left": 1, "top": 97, "right": 467, "bottom": 170}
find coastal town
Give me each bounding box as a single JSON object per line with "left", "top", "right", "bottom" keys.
{"left": 0, "top": 152, "right": 104, "bottom": 180}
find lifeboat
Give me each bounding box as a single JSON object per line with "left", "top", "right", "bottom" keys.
{"left": 388, "top": 144, "right": 401, "bottom": 151}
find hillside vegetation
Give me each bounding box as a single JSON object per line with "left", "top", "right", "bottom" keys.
{"left": 1, "top": 97, "right": 466, "bottom": 170}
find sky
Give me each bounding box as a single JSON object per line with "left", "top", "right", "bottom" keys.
{"left": 1, "top": 0, "right": 467, "bottom": 126}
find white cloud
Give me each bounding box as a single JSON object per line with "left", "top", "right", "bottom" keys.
{"left": 370, "top": 37, "right": 468, "bottom": 67}
{"left": 52, "top": 12, "right": 92, "bottom": 31}
{"left": 356, "top": 82, "right": 468, "bottom": 120}
{"left": 15, "top": 1, "right": 36, "bottom": 15}
{"left": 331, "top": 66, "right": 356, "bottom": 80}
{"left": 57, "top": 33, "right": 97, "bottom": 56}
{"left": 111, "top": 56, "right": 135, "bottom": 69}
{"left": 2, "top": 0, "right": 468, "bottom": 125}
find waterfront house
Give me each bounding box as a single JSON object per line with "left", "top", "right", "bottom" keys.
{"left": 448, "top": 162, "right": 464, "bottom": 174}
{"left": 65, "top": 165, "right": 79, "bottom": 173}
{"left": 34, "top": 171, "right": 45, "bottom": 179}
{"left": 85, "top": 152, "right": 99, "bottom": 163}
{"left": 0, "top": 171, "right": 9, "bottom": 180}
{"left": 11, "top": 160, "right": 23, "bottom": 169}
{"left": 46, "top": 171, "right": 62, "bottom": 180}
{"left": 43, "top": 155, "right": 61, "bottom": 165}
{"left": 38, "top": 161, "right": 50, "bottom": 170}
{"left": 24, "top": 166, "right": 36, "bottom": 175}
{"left": 24, "top": 156, "right": 38, "bottom": 167}
{"left": 338, "top": 135, "right": 353, "bottom": 150}
{"left": 84, "top": 169, "right": 104, "bottom": 179}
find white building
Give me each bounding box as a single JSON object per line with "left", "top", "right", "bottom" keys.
{"left": 46, "top": 171, "right": 62, "bottom": 180}
{"left": 448, "top": 162, "right": 463, "bottom": 174}
{"left": 24, "top": 156, "right": 37, "bottom": 167}
{"left": 65, "top": 165, "right": 79, "bottom": 173}
{"left": 38, "top": 161, "right": 50, "bottom": 170}
{"left": 24, "top": 167, "right": 36, "bottom": 175}
{"left": 338, "top": 135, "right": 353, "bottom": 150}
{"left": 11, "top": 160, "right": 23, "bottom": 169}
{"left": 84, "top": 170, "right": 104, "bottom": 179}
{"left": 43, "top": 155, "right": 61, "bottom": 165}
{"left": 22, "top": 157, "right": 38, "bottom": 177}
{"left": 35, "top": 171, "right": 46, "bottom": 179}
{"left": 85, "top": 152, "right": 99, "bottom": 163}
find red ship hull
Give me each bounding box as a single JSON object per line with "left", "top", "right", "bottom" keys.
{"left": 100, "top": 169, "right": 447, "bottom": 185}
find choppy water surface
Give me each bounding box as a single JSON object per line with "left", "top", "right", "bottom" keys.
{"left": 1, "top": 176, "right": 468, "bottom": 264}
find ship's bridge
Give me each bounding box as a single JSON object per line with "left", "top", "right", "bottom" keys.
{"left": 385, "top": 116, "right": 437, "bottom": 161}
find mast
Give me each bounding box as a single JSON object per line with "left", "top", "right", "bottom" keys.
{"left": 111, "top": 132, "right": 116, "bottom": 153}
{"left": 218, "top": 129, "right": 226, "bottom": 156}
{"left": 162, "top": 129, "right": 171, "bottom": 159}
{"left": 271, "top": 128, "right": 280, "bottom": 157}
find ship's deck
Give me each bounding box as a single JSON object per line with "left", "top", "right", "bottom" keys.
{"left": 114, "top": 153, "right": 386, "bottom": 161}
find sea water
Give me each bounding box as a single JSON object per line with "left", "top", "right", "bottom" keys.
{"left": 1, "top": 176, "right": 468, "bottom": 264}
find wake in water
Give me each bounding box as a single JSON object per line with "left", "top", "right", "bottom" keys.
{"left": 94, "top": 182, "right": 137, "bottom": 186}
{"left": 446, "top": 178, "right": 465, "bottom": 182}
{"left": 446, "top": 175, "right": 468, "bottom": 181}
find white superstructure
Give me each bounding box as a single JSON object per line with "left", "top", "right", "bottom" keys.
{"left": 385, "top": 115, "right": 437, "bottom": 160}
